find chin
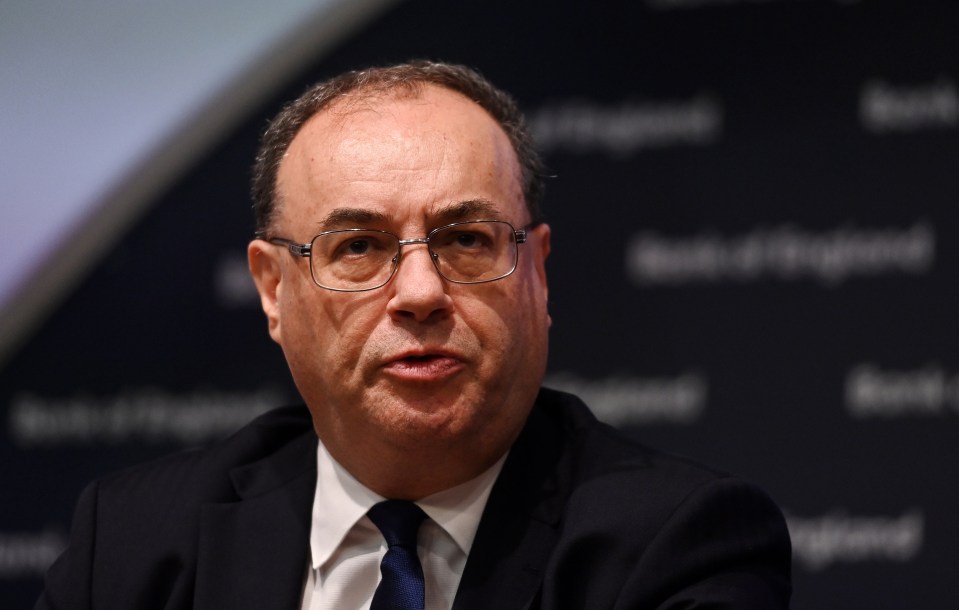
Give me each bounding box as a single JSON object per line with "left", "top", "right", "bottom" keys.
{"left": 377, "top": 393, "right": 485, "bottom": 438}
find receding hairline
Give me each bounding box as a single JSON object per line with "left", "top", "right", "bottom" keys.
{"left": 252, "top": 60, "right": 546, "bottom": 233}
{"left": 273, "top": 84, "right": 527, "bottom": 223}
{"left": 312, "top": 78, "right": 451, "bottom": 112}
{"left": 288, "top": 81, "right": 510, "bottom": 141}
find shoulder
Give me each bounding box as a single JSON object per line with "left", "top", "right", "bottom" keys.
{"left": 535, "top": 386, "right": 726, "bottom": 488}
{"left": 94, "top": 404, "right": 315, "bottom": 507}
{"left": 529, "top": 386, "right": 788, "bottom": 548}
{"left": 537, "top": 386, "right": 781, "bottom": 519}
{"left": 531, "top": 388, "right": 791, "bottom": 606}
{"left": 37, "top": 406, "right": 317, "bottom": 609}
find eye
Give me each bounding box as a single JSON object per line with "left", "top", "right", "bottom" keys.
{"left": 440, "top": 228, "right": 494, "bottom": 250}
{"left": 322, "top": 231, "right": 394, "bottom": 262}
{"left": 346, "top": 239, "right": 370, "bottom": 254}
{"left": 455, "top": 232, "right": 479, "bottom": 248}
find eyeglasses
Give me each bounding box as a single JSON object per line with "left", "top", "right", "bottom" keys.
{"left": 258, "top": 220, "right": 531, "bottom": 292}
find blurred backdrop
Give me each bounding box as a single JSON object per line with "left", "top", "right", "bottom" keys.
{"left": 3, "top": 1, "right": 959, "bottom": 608}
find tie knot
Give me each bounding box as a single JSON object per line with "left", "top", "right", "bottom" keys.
{"left": 368, "top": 500, "right": 427, "bottom": 548}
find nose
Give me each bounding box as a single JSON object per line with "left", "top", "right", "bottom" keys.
{"left": 385, "top": 244, "right": 453, "bottom": 323}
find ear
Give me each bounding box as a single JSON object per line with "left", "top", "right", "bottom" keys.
{"left": 248, "top": 240, "right": 283, "bottom": 343}
{"left": 530, "top": 223, "right": 552, "bottom": 327}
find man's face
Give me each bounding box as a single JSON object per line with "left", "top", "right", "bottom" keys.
{"left": 248, "top": 86, "right": 550, "bottom": 489}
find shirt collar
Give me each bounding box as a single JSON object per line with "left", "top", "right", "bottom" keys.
{"left": 417, "top": 451, "right": 506, "bottom": 555}
{"left": 309, "top": 441, "right": 507, "bottom": 570}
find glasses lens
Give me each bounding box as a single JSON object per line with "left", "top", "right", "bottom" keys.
{"left": 430, "top": 221, "right": 518, "bottom": 283}
{"left": 310, "top": 230, "right": 398, "bottom": 290}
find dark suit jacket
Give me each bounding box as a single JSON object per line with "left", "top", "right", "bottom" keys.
{"left": 36, "top": 388, "right": 791, "bottom": 609}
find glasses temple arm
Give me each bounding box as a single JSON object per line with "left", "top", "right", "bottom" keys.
{"left": 255, "top": 233, "right": 312, "bottom": 258}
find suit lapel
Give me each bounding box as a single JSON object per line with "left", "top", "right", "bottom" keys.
{"left": 194, "top": 431, "right": 317, "bottom": 610}
{"left": 453, "top": 395, "right": 572, "bottom": 610}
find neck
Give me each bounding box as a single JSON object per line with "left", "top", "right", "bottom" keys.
{"left": 322, "top": 434, "right": 513, "bottom": 500}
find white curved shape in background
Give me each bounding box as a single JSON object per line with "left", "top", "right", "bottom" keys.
{"left": 0, "top": 0, "right": 399, "bottom": 367}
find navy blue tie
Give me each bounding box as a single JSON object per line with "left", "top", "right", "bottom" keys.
{"left": 368, "top": 500, "right": 428, "bottom": 610}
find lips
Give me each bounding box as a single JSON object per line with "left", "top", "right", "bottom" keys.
{"left": 381, "top": 349, "right": 464, "bottom": 382}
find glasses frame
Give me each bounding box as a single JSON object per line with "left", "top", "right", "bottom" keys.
{"left": 257, "top": 219, "right": 532, "bottom": 292}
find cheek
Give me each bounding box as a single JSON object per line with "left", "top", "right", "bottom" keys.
{"left": 278, "top": 281, "right": 340, "bottom": 366}
{"left": 506, "top": 270, "right": 550, "bottom": 357}
{"left": 462, "top": 284, "right": 539, "bottom": 357}
{"left": 278, "top": 301, "right": 326, "bottom": 380}
{"left": 284, "top": 289, "right": 385, "bottom": 373}
{"left": 281, "top": 277, "right": 322, "bottom": 339}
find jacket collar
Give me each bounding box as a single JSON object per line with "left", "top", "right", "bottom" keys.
{"left": 189, "top": 390, "right": 577, "bottom": 610}
{"left": 194, "top": 427, "right": 318, "bottom": 610}
{"left": 453, "top": 391, "right": 572, "bottom": 610}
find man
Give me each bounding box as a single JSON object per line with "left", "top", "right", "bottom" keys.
{"left": 37, "top": 61, "right": 791, "bottom": 609}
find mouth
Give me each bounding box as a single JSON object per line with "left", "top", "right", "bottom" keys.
{"left": 381, "top": 351, "right": 464, "bottom": 382}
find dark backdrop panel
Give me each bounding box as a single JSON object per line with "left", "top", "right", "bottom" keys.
{"left": 4, "top": 1, "right": 958, "bottom": 607}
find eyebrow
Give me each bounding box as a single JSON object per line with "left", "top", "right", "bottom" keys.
{"left": 318, "top": 199, "right": 503, "bottom": 231}
{"left": 318, "top": 207, "right": 392, "bottom": 230}
{"left": 429, "top": 199, "right": 502, "bottom": 223}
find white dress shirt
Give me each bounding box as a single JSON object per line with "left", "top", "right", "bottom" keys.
{"left": 300, "top": 441, "right": 506, "bottom": 610}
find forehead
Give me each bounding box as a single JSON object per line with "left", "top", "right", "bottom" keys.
{"left": 275, "top": 85, "right": 526, "bottom": 230}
